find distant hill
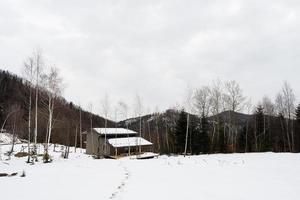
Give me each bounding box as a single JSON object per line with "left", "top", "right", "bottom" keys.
{"left": 208, "top": 110, "right": 253, "bottom": 124}
{"left": 117, "top": 109, "right": 258, "bottom": 153}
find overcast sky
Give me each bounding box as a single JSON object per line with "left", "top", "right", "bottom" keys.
{"left": 1, "top": 0, "right": 300, "bottom": 118}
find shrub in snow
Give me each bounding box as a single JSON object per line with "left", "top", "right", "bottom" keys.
{"left": 43, "top": 153, "right": 52, "bottom": 163}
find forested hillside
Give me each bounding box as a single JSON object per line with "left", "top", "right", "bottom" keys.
{"left": 0, "top": 70, "right": 115, "bottom": 146}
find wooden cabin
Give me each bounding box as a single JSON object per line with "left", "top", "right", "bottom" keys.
{"left": 86, "top": 128, "right": 153, "bottom": 157}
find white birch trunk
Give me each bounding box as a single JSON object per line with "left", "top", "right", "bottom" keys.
{"left": 184, "top": 113, "right": 190, "bottom": 156}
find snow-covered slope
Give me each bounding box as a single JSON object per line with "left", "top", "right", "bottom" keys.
{"left": 0, "top": 132, "right": 21, "bottom": 144}
{"left": 1, "top": 144, "right": 300, "bottom": 200}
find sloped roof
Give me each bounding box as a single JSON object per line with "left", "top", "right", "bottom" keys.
{"left": 108, "top": 137, "right": 152, "bottom": 148}
{"left": 93, "top": 128, "right": 137, "bottom": 135}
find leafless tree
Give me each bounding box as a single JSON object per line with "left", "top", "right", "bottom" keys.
{"left": 88, "top": 103, "right": 94, "bottom": 154}
{"left": 0, "top": 107, "right": 19, "bottom": 160}
{"left": 262, "top": 96, "right": 275, "bottom": 116}
{"left": 154, "top": 106, "right": 160, "bottom": 153}
{"left": 261, "top": 96, "right": 275, "bottom": 151}
{"left": 193, "top": 85, "right": 212, "bottom": 152}
{"left": 32, "top": 50, "right": 44, "bottom": 157}
{"left": 134, "top": 94, "right": 143, "bottom": 154}
{"left": 23, "top": 56, "right": 35, "bottom": 162}
{"left": 282, "top": 82, "right": 296, "bottom": 152}
{"left": 223, "top": 80, "right": 246, "bottom": 152}
{"left": 101, "top": 93, "right": 110, "bottom": 155}
{"left": 193, "top": 86, "right": 211, "bottom": 117}
{"left": 224, "top": 80, "right": 246, "bottom": 112}
{"left": 7, "top": 105, "right": 22, "bottom": 159}
{"left": 113, "top": 104, "right": 119, "bottom": 156}
{"left": 183, "top": 86, "right": 193, "bottom": 156}
{"left": 282, "top": 81, "right": 296, "bottom": 120}
{"left": 43, "top": 67, "right": 63, "bottom": 157}
{"left": 209, "top": 79, "right": 224, "bottom": 151}
{"left": 118, "top": 101, "right": 131, "bottom": 155}
{"left": 276, "top": 81, "right": 296, "bottom": 152}
{"left": 244, "top": 98, "right": 253, "bottom": 152}
{"left": 275, "top": 93, "right": 288, "bottom": 151}
{"left": 79, "top": 104, "right": 83, "bottom": 152}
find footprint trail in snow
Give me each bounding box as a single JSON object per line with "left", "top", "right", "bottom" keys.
{"left": 109, "top": 162, "right": 130, "bottom": 200}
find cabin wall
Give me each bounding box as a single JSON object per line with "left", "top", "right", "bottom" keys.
{"left": 86, "top": 131, "right": 98, "bottom": 155}
{"left": 86, "top": 131, "right": 111, "bottom": 156}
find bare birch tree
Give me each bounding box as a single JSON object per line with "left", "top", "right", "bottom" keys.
{"left": 33, "top": 50, "right": 44, "bottom": 158}
{"left": 276, "top": 81, "right": 296, "bottom": 152}
{"left": 101, "top": 94, "right": 110, "bottom": 155}
{"left": 223, "top": 80, "right": 246, "bottom": 152}
{"left": 118, "top": 101, "right": 131, "bottom": 155}
{"left": 244, "top": 98, "right": 253, "bottom": 152}
{"left": 134, "top": 94, "right": 143, "bottom": 154}
{"left": 282, "top": 81, "right": 296, "bottom": 152}
{"left": 43, "top": 67, "right": 63, "bottom": 160}
{"left": 154, "top": 106, "right": 160, "bottom": 153}
{"left": 183, "top": 86, "right": 193, "bottom": 156}
{"left": 79, "top": 104, "right": 83, "bottom": 152}
{"left": 23, "top": 56, "right": 35, "bottom": 163}
{"left": 209, "top": 79, "right": 224, "bottom": 150}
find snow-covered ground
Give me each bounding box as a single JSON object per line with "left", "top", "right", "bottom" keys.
{"left": 0, "top": 132, "right": 21, "bottom": 144}
{"left": 1, "top": 143, "right": 300, "bottom": 200}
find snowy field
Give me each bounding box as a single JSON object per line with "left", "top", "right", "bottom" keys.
{"left": 1, "top": 144, "right": 300, "bottom": 200}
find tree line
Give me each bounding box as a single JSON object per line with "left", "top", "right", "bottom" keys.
{"left": 123, "top": 80, "right": 300, "bottom": 155}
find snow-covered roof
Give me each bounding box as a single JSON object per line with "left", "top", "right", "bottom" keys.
{"left": 108, "top": 137, "right": 152, "bottom": 148}
{"left": 93, "top": 128, "right": 138, "bottom": 135}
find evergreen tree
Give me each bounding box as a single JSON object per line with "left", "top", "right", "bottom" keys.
{"left": 256, "top": 104, "right": 272, "bottom": 152}
{"left": 198, "top": 114, "right": 209, "bottom": 153}
{"left": 238, "top": 126, "right": 247, "bottom": 152}
{"left": 174, "top": 110, "right": 187, "bottom": 154}
{"left": 191, "top": 116, "right": 201, "bottom": 154}
{"left": 254, "top": 105, "right": 264, "bottom": 152}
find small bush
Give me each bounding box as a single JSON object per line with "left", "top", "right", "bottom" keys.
{"left": 43, "top": 153, "right": 52, "bottom": 163}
